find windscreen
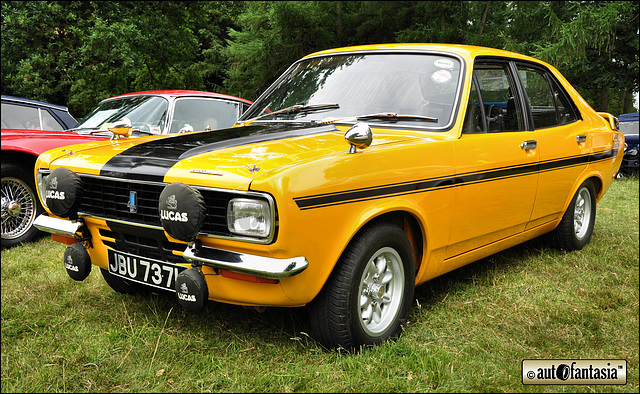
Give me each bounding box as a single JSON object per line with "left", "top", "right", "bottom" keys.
{"left": 240, "top": 53, "right": 463, "bottom": 129}
{"left": 73, "top": 96, "right": 169, "bottom": 135}
{"left": 619, "top": 120, "right": 639, "bottom": 136}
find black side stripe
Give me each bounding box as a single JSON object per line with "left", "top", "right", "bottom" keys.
{"left": 294, "top": 148, "right": 617, "bottom": 210}
{"left": 538, "top": 152, "right": 589, "bottom": 173}
{"left": 295, "top": 176, "right": 458, "bottom": 210}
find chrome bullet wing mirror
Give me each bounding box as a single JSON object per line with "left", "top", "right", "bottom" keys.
{"left": 344, "top": 123, "right": 373, "bottom": 154}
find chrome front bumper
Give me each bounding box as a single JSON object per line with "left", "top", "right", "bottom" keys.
{"left": 183, "top": 244, "right": 308, "bottom": 279}
{"left": 34, "top": 214, "right": 83, "bottom": 238}
{"left": 33, "top": 214, "right": 308, "bottom": 279}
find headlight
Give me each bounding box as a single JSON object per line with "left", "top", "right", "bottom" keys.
{"left": 37, "top": 170, "right": 51, "bottom": 208}
{"left": 227, "top": 198, "right": 272, "bottom": 239}
{"left": 627, "top": 147, "right": 638, "bottom": 156}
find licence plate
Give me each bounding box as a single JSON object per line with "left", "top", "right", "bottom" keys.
{"left": 107, "top": 249, "right": 186, "bottom": 292}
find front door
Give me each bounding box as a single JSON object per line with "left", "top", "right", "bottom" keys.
{"left": 447, "top": 62, "right": 539, "bottom": 259}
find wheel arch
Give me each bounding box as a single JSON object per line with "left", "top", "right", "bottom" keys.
{"left": 1, "top": 155, "right": 45, "bottom": 247}
{"left": 352, "top": 209, "right": 425, "bottom": 278}
{"left": 1, "top": 150, "right": 38, "bottom": 172}
{"left": 579, "top": 173, "right": 604, "bottom": 202}
{"left": 557, "top": 173, "right": 602, "bottom": 220}
{"left": 589, "top": 174, "right": 604, "bottom": 201}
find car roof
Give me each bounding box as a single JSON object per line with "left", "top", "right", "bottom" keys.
{"left": 618, "top": 112, "right": 639, "bottom": 122}
{"left": 304, "top": 43, "right": 541, "bottom": 63}
{"left": 106, "top": 90, "right": 253, "bottom": 105}
{"left": 1, "top": 94, "right": 71, "bottom": 111}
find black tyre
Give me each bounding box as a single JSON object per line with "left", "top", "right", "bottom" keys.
{"left": 550, "top": 179, "right": 596, "bottom": 251}
{"left": 308, "top": 219, "right": 415, "bottom": 350}
{"left": 1, "top": 161, "right": 44, "bottom": 249}
{"left": 100, "top": 268, "right": 150, "bottom": 295}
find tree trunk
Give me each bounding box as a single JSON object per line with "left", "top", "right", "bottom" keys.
{"left": 336, "top": 1, "right": 342, "bottom": 47}
{"left": 622, "top": 89, "right": 633, "bottom": 114}
{"left": 599, "top": 86, "right": 610, "bottom": 112}
{"left": 478, "top": 2, "right": 489, "bottom": 35}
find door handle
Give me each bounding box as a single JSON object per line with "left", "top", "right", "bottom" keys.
{"left": 520, "top": 140, "right": 537, "bottom": 150}
{"left": 576, "top": 134, "right": 587, "bottom": 143}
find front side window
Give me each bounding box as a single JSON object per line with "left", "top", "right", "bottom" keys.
{"left": 462, "top": 63, "right": 525, "bottom": 133}
{"left": 241, "top": 53, "right": 464, "bottom": 130}
{"left": 517, "top": 66, "right": 578, "bottom": 129}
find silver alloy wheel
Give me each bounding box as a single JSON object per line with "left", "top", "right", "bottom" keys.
{"left": 358, "top": 246, "right": 405, "bottom": 336}
{"left": 1, "top": 177, "right": 37, "bottom": 240}
{"left": 573, "top": 186, "right": 592, "bottom": 240}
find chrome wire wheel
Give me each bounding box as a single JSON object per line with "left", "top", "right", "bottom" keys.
{"left": 573, "top": 186, "right": 593, "bottom": 241}
{"left": 1, "top": 177, "right": 37, "bottom": 240}
{"left": 358, "top": 247, "right": 405, "bottom": 336}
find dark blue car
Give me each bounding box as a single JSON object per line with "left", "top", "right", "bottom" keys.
{"left": 619, "top": 112, "right": 639, "bottom": 174}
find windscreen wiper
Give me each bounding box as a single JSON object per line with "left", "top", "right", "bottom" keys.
{"left": 243, "top": 103, "right": 340, "bottom": 124}
{"left": 67, "top": 127, "right": 95, "bottom": 132}
{"left": 131, "top": 128, "right": 158, "bottom": 135}
{"left": 70, "top": 127, "right": 157, "bottom": 136}
{"left": 355, "top": 113, "right": 438, "bottom": 122}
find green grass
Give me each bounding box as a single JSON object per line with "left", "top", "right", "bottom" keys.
{"left": 2, "top": 176, "right": 638, "bottom": 393}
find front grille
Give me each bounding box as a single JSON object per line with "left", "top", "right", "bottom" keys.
{"left": 79, "top": 176, "right": 163, "bottom": 226}
{"left": 77, "top": 175, "right": 236, "bottom": 237}
{"left": 100, "top": 227, "right": 186, "bottom": 264}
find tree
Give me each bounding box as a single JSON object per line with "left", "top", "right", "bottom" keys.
{"left": 223, "top": 1, "right": 335, "bottom": 100}
{"left": 499, "top": 1, "right": 638, "bottom": 114}
{"left": 2, "top": 1, "right": 637, "bottom": 115}
{"left": 1, "top": 1, "right": 245, "bottom": 116}
{"left": 1, "top": 1, "right": 95, "bottom": 110}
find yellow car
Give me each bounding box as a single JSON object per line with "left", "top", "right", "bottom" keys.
{"left": 34, "top": 44, "right": 624, "bottom": 350}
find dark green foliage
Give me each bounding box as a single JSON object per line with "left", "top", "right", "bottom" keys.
{"left": 2, "top": 1, "right": 638, "bottom": 117}
{"left": 223, "top": 1, "right": 336, "bottom": 100}
{"left": 1, "top": 1, "right": 244, "bottom": 116}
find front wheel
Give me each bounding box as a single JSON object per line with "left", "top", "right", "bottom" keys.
{"left": 1, "top": 161, "right": 44, "bottom": 249}
{"left": 550, "top": 179, "right": 596, "bottom": 251}
{"left": 308, "top": 219, "right": 415, "bottom": 350}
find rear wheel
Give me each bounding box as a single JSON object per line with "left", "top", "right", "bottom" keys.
{"left": 1, "top": 161, "right": 44, "bottom": 249}
{"left": 550, "top": 179, "right": 596, "bottom": 251}
{"left": 308, "top": 219, "right": 415, "bottom": 350}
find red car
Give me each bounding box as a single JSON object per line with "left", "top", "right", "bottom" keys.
{"left": 2, "top": 90, "right": 252, "bottom": 248}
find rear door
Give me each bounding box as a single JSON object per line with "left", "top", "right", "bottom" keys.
{"left": 514, "top": 63, "right": 586, "bottom": 228}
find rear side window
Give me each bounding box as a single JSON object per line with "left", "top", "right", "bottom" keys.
{"left": 517, "top": 66, "right": 578, "bottom": 129}
{"left": 1, "top": 102, "right": 65, "bottom": 131}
